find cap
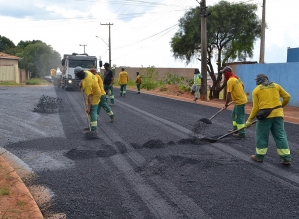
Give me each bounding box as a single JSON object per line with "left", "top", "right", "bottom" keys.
{"left": 103, "top": 62, "right": 109, "bottom": 67}
{"left": 220, "top": 66, "right": 232, "bottom": 73}
{"left": 74, "top": 66, "right": 83, "bottom": 73}
{"left": 255, "top": 73, "right": 268, "bottom": 80}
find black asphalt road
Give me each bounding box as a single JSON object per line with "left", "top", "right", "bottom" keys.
{"left": 1, "top": 86, "right": 299, "bottom": 219}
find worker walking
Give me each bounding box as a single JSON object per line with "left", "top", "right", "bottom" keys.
{"left": 191, "top": 68, "right": 202, "bottom": 101}
{"left": 135, "top": 72, "right": 142, "bottom": 94}
{"left": 118, "top": 67, "right": 129, "bottom": 97}
{"left": 74, "top": 66, "right": 101, "bottom": 134}
{"left": 103, "top": 63, "right": 115, "bottom": 106}
{"left": 89, "top": 68, "right": 115, "bottom": 123}
{"left": 246, "top": 74, "right": 291, "bottom": 165}
{"left": 221, "top": 66, "right": 248, "bottom": 138}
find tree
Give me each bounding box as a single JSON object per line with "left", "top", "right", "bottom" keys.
{"left": 20, "top": 42, "right": 61, "bottom": 78}
{"left": 170, "top": 0, "right": 262, "bottom": 99}
{"left": 0, "top": 35, "right": 16, "bottom": 52}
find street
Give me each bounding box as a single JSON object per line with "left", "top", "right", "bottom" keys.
{"left": 1, "top": 86, "right": 299, "bottom": 219}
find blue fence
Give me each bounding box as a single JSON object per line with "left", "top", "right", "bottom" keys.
{"left": 236, "top": 63, "right": 299, "bottom": 107}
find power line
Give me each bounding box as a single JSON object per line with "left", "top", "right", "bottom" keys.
{"left": 113, "top": 24, "right": 178, "bottom": 49}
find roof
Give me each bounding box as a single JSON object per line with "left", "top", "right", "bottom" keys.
{"left": 0, "top": 52, "right": 20, "bottom": 60}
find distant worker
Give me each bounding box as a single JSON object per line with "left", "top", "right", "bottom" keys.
{"left": 50, "top": 69, "right": 57, "bottom": 80}
{"left": 221, "top": 66, "right": 247, "bottom": 138}
{"left": 191, "top": 68, "right": 202, "bottom": 101}
{"left": 135, "top": 72, "right": 142, "bottom": 94}
{"left": 246, "top": 74, "right": 291, "bottom": 165}
{"left": 103, "top": 63, "right": 115, "bottom": 106}
{"left": 118, "top": 67, "right": 129, "bottom": 97}
{"left": 74, "top": 66, "right": 101, "bottom": 134}
{"left": 89, "top": 68, "right": 115, "bottom": 123}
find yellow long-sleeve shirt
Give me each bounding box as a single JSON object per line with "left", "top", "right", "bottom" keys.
{"left": 118, "top": 71, "right": 129, "bottom": 85}
{"left": 95, "top": 74, "right": 106, "bottom": 96}
{"left": 81, "top": 71, "right": 101, "bottom": 105}
{"left": 248, "top": 83, "right": 290, "bottom": 121}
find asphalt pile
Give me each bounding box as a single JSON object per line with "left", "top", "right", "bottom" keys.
{"left": 33, "top": 95, "right": 63, "bottom": 113}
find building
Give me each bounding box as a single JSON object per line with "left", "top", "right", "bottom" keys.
{"left": 0, "top": 52, "right": 28, "bottom": 83}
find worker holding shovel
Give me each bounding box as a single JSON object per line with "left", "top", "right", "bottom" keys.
{"left": 75, "top": 66, "right": 101, "bottom": 136}
{"left": 221, "top": 66, "right": 248, "bottom": 138}
{"left": 246, "top": 74, "right": 291, "bottom": 165}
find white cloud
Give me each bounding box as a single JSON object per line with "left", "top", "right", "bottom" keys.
{"left": 0, "top": 0, "right": 298, "bottom": 69}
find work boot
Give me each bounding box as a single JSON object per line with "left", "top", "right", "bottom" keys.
{"left": 281, "top": 160, "right": 291, "bottom": 166}
{"left": 250, "top": 155, "right": 263, "bottom": 162}
{"left": 110, "top": 114, "right": 115, "bottom": 123}
{"left": 193, "top": 97, "right": 198, "bottom": 101}
{"left": 137, "top": 92, "right": 140, "bottom": 94}
{"left": 83, "top": 127, "right": 90, "bottom": 131}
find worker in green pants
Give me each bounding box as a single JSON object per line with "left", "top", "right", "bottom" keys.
{"left": 246, "top": 74, "right": 291, "bottom": 165}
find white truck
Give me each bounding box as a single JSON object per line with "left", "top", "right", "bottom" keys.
{"left": 60, "top": 53, "right": 101, "bottom": 90}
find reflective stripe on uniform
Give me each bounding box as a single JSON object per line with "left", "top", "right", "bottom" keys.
{"left": 236, "top": 123, "right": 245, "bottom": 129}
{"left": 90, "top": 121, "right": 97, "bottom": 126}
{"left": 110, "top": 95, "right": 114, "bottom": 99}
{"left": 277, "top": 148, "right": 291, "bottom": 156}
{"left": 256, "top": 148, "right": 268, "bottom": 155}
{"left": 107, "top": 111, "right": 113, "bottom": 116}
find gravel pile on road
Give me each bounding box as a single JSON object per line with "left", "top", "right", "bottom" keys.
{"left": 33, "top": 95, "right": 63, "bottom": 113}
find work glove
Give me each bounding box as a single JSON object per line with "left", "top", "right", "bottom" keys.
{"left": 245, "top": 120, "right": 253, "bottom": 128}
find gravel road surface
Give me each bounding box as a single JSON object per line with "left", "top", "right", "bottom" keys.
{"left": 1, "top": 86, "right": 299, "bottom": 219}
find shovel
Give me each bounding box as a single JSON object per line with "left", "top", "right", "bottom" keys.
{"left": 199, "top": 101, "right": 233, "bottom": 124}
{"left": 82, "top": 89, "right": 91, "bottom": 132}
{"left": 202, "top": 120, "right": 257, "bottom": 143}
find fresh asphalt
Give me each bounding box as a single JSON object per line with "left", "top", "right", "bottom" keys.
{"left": 1, "top": 86, "right": 299, "bottom": 219}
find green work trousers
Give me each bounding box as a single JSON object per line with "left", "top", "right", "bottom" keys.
{"left": 89, "top": 104, "right": 99, "bottom": 131}
{"left": 120, "top": 84, "right": 127, "bottom": 96}
{"left": 104, "top": 84, "right": 114, "bottom": 104}
{"left": 255, "top": 117, "right": 291, "bottom": 162}
{"left": 232, "top": 104, "right": 246, "bottom": 136}
{"left": 97, "top": 95, "right": 114, "bottom": 118}
{"left": 136, "top": 83, "right": 141, "bottom": 92}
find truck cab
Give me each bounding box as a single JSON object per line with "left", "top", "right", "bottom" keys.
{"left": 61, "top": 53, "right": 101, "bottom": 91}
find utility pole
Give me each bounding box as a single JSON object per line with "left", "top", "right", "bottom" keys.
{"left": 101, "top": 23, "right": 113, "bottom": 67}
{"left": 79, "top": 44, "right": 87, "bottom": 53}
{"left": 198, "top": 0, "right": 210, "bottom": 101}
{"left": 259, "top": 0, "right": 266, "bottom": 63}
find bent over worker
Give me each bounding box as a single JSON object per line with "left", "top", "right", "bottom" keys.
{"left": 246, "top": 74, "right": 291, "bottom": 165}
{"left": 221, "top": 66, "right": 248, "bottom": 137}
{"left": 89, "top": 68, "right": 115, "bottom": 123}
{"left": 75, "top": 66, "right": 101, "bottom": 133}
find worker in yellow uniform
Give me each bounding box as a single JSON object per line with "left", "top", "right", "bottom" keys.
{"left": 118, "top": 67, "right": 129, "bottom": 97}
{"left": 221, "top": 66, "right": 248, "bottom": 137}
{"left": 135, "top": 72, "right": 142, "bottom": 94}
{"left": 89, "top": 68, "right": 115, "bottom": 123}
{"left": 246, "top": 74, "right": 291, "bottom": 165}
{"left": 74, "top": 66, "right": 101, "bottom": 134}
{"left": 50, "top": 69, "right": 57, "bottom": 80}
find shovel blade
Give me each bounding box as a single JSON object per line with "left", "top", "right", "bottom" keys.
{"left": 199, "top": 118, "right": 212, "bottom": 124}
{"left": 201, "top": 137, "right": 218, "bottom": 143}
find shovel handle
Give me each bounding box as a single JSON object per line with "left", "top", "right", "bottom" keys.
{"left": 209, "top": 101, "right": 233, "bottom": 120}
{"left": 217, "top": 120, "right": 257, "bottom": 141}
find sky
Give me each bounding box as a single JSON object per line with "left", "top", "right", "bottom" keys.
{"left": 0, "top": 0, "right": 298, "bottom": 69}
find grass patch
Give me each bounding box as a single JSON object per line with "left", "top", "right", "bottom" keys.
{"left": 0, "top": 81, "right": 23, "bottom": 86}
{"left": 17, "top": 201, "right": 26, "bottom": 206}
{"left": 0, "top": 187, "right": 9, "bottom": 196}
{"left": 25, "top": 78, "right": 49, "bottom": 85}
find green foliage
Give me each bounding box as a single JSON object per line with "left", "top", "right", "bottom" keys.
{"left": 25, "top": 78, "right": 49, "bottom": 85}
{"left": 0, "top": 187, "right": 9, "bottom": 196}
{"left": 170, "top": 0, "right": 261, "bottom": 98}
{"left": 126, "top": 79, "right": 137, "bottom": 87}
{"left": 0, "top": 35, "right": 16, "bottom": 52}
{"left": 160, "top": 72, "right": 185, "bottom": 85}
{"left": 0, "top": 82, "right": 21, "bottom": 86}
{"left": 140, "top": 65, "right": 159, "bottom": 90}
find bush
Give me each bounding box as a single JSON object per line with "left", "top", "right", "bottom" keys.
{"left": 140, "top": 66, "right": 159, "bottom": 90}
